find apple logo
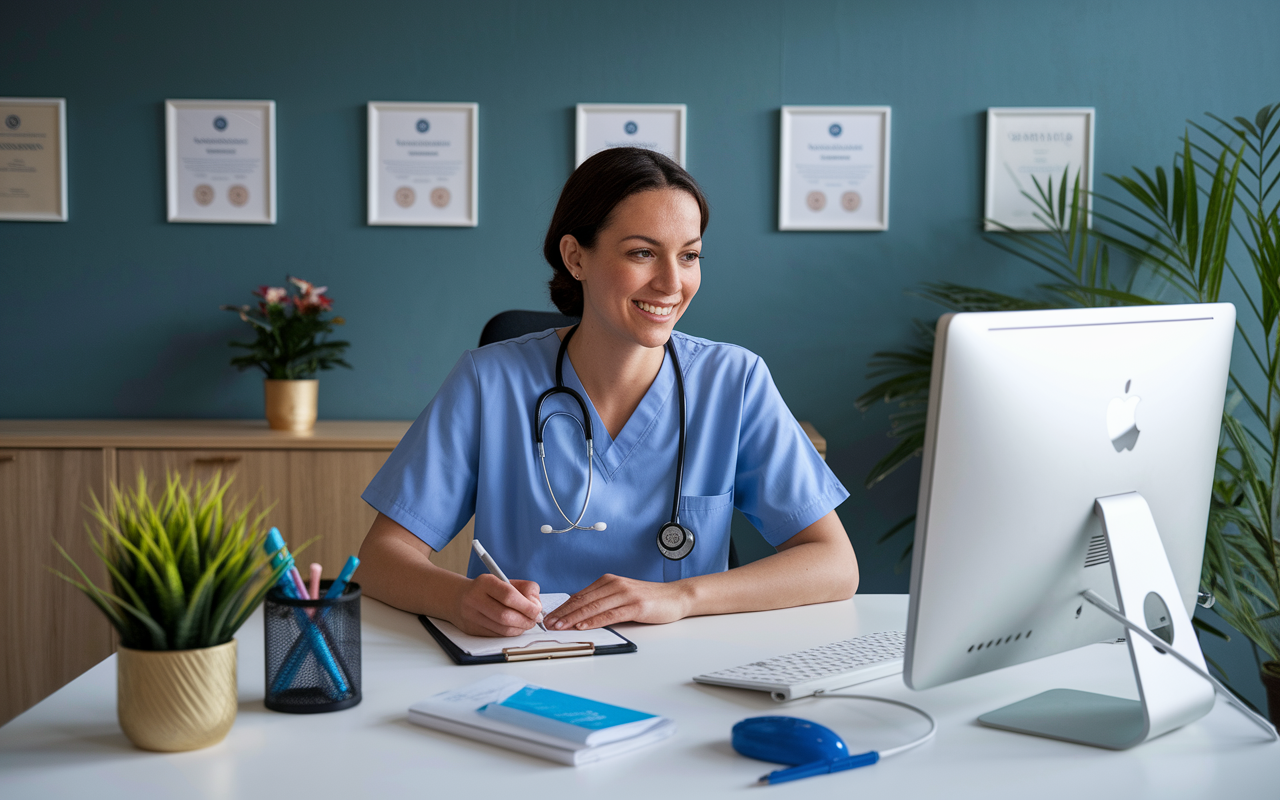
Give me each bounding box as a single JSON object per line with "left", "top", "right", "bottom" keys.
{"left": 1106, "top": 380, "right": 1141, "bottom": 452}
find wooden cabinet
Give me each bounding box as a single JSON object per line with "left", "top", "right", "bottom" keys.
{"left": 0, "top": 448, "right": 113, "bottom": 727}
{"left": 0, "top": 420, "right": 418, "bottom": 726}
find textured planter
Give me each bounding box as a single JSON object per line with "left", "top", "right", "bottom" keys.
{"left": 264, "top": 379, "right": 318, "bottom": 432}
{"left": 117, "top": 640, "right": 238, "bottom": 752}
{"left": 1262, "top": 661, "right": 1280, "bottom": 726}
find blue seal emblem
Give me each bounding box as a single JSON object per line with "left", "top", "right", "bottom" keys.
{"left": 213, "top": 116, "right": 228, "bottom": 131}
{"left": 829, "top": 123, "right": 842, "bottom": 137}
{"left": 4, "top": 115, "right": 19, "bottom": 130}
{"left": 417, "top": 119, "right": 430, "bottom": 133}
{"left": 624, "top": 121, "right": 638, "bottom": 135}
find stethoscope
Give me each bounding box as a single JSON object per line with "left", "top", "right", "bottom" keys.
{"left": 534, "top": 325, "right": 696, "bottom": 560}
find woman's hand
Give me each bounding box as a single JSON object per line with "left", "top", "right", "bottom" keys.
{"left": 454, "top": 575, "right": 545, "bottom": 637}
{"left": 543, "top": 574, "right": 692, "bottom": 630}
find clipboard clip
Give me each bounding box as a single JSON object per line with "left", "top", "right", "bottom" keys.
{"left": 502, "top": 641, "right": 596, "bottom": 662}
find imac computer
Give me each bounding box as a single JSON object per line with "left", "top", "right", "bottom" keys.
{"left": 903, "top": 302, "right": 1251, "bottom": 749}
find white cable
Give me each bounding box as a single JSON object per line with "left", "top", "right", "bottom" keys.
{"left": 1081, "top": 589, "right": 1278, "bottom": 742}
{"left": 799, "top": 691, "right": 938, "bottom": 758}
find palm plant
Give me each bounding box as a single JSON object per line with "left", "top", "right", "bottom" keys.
{"left": 53, "top": 470, "right": 287, "bottom": 651}
{"left": 859, "top": 104, "right": 1280, "bottom": 696}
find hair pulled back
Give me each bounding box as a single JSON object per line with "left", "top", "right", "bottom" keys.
{"left": 544, "top": 147, "right": 709, "bottom": 317}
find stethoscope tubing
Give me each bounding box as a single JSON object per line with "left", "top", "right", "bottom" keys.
{"left": 536, "top": 325, "right": 687, "bottom": 536}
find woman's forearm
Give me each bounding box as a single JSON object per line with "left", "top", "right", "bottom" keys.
{"left": 680, "top": 510, "right": 859, "bottom": 617}
{"left": 356, "top": 512, "right": 470, "bottom": 619}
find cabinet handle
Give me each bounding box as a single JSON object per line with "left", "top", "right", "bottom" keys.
{"left": 193, "top": 456, "right": 241, "bottom": 465}
{"left": 0, "top": 455, "right": 14, "bottom": 463}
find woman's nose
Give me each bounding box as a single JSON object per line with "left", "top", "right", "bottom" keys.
{"left": 652, "top": 256, "right": 682, "bottom": 294}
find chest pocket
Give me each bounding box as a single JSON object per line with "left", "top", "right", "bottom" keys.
{"left": 678, "top": 490, "right": 734, "bottom": 553}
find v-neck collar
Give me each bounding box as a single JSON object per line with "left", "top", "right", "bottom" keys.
{"left": 550, "top": 334, "right": 678, "bottom": 481}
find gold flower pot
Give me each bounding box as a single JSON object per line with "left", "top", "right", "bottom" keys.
{"left": 264, "top": 379, "right": 318, "bottom": 432}
{"left": 117, "top": 640, "right": 238, "bottom": 752}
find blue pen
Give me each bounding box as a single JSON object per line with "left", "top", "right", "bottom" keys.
{"left": 264, "top": 528, "right": 350, "bottom": 697}
{"left": 271, "top": 555, "right": 360, "bottom": 694}
{"left": 759, "top": 752, "right": 880, "bottom": 785}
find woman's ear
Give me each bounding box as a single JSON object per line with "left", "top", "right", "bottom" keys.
{"left": 560, "top": 234, "right": 585, "bottom": 281}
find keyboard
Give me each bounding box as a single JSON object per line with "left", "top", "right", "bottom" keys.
{"left": 693, "top": 630, "right": 906, "bottom": 701}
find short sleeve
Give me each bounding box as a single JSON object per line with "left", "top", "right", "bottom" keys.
{"left": 361, "top": 352, "right": 481, "bottom": 551}
{"left": 733, "top": 356, "right": 850, "bottom": 546}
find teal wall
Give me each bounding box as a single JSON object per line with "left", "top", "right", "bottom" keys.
{"left": 5, "top": 0, "right": 1278, "bottom": 708}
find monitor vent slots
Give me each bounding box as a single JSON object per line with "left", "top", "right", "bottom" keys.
{"left": 966, "top": 630, "right": 1032, "bottom": 653}
{"left": 1084, "top": 534, "right": 1111, "bottom": 568}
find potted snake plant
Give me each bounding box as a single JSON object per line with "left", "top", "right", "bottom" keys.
{"left": 54, "top": 470, "right": 286, "bottom": 751}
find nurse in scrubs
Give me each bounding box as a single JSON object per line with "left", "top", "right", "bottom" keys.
{"left": 358, "top": 147, "right": 859, "bottom": 636}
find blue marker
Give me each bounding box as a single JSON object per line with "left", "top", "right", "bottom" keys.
{"left": 263, "top": 528, "right": 349, "bottom": 697}
{"left": 271, "top": 555, "right": 360, "bottom": 694}
{"left": 759, "top": 752, "right": 880, "bottom": 785}
{"left": 323, "top": 555, "right": 360, "bottom": 599}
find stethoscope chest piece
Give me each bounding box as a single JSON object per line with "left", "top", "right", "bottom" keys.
{"left": 657, "top": 522, "right": 695, "bottom": 560}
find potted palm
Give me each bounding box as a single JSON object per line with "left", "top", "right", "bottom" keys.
{"left": 859, "top": 103, "right": 1280, "bottom": 721}
{"left": 54, "top": 471, "right": 287, "bottom": 751}
{"left": 221, "top": 276, "right": 351, "bottom": 432}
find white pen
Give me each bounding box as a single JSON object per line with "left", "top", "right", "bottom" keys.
{"left": 472, "top": 539, "right": 547, "bottom": 632}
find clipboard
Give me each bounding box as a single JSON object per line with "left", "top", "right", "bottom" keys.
{"left": 417, "top": 615, "right": 638, "bottom": 665}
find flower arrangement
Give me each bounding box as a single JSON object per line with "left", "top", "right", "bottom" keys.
{"left": 221, "top": 276, "right": 351, "bottom": 379}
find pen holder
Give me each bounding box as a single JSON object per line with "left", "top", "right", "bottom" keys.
{"left": 264, "top": 580, "right": 362, "bottom": 713}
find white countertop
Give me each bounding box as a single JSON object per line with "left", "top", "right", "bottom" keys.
{"left": 0, "top": 594, "right": 1274, "bottom": 798}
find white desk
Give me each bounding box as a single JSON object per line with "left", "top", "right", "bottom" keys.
{"left": 0, "top": 595, "right": 1274, "bottom": 798}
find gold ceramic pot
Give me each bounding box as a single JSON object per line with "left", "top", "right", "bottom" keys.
{"left": 117, "top": 640, "right": 238, "bottom": 752}
{"left": 264, "top": 379, "right": 318, "bottom": 432}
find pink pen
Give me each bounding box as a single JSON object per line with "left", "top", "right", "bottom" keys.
{"left": 289, "top": 564, "right": 310, "bottom": 599}
{"left": 308, "top": 563, "right": 322, "bottom": 603}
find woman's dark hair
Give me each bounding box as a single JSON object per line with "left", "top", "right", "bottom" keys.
{"left": 544, "top": 147, "right": 710, "bottom": 316}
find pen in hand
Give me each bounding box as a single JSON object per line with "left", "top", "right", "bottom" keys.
{"left": 471, "top": 539, "right": 546, "bottom": 632}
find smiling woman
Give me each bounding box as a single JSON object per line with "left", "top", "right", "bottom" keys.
{"left": 356, "top": 147, "right": 859, "bottom": 637}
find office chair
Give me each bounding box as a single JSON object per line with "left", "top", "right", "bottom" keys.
{"left": 477, "top": 309, "right": 741, "bottom": 569}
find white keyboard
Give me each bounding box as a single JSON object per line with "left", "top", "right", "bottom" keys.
{"left": 693, "top": 630, "right": 906, "bottom": 701}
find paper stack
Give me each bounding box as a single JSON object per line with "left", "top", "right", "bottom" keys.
{"left": 408, "top": 675, "right": 676, "bottom": 766}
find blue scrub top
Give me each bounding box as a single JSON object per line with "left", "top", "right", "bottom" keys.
{"left": 362, "top": 329, "right": 848, "bottom": 593}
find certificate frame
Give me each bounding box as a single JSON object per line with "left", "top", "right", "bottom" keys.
{"left": 984, "top": 107, "right": 1095, "bottom": 232}
{"left": 778, "top": 105, "right": 891, "bottom": 231}
{"left": 575, "top": 104, "right": 687, "bottom": 167}
{"left": 165, "top": 99, "right": 276, "bottom": 224}
{"left": 367, "top": 101, "right": 479, "bottom": 227}
{"left": 0, "top": 97, "right": 68, "bottom": 222}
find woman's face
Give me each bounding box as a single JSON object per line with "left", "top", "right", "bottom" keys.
{"left": 564, "top": 187, "right": 703, "bottom": 351}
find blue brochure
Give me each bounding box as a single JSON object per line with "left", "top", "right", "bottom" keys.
{"left": 479, "top": 684, "right": 663, "bottom": 746}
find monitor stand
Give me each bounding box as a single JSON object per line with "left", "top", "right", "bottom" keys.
{"left": 977, "top": 491, "right": 1216, "bottom": 750}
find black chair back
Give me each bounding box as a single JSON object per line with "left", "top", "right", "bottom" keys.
{"left": 479, "top": 310, "right": 579, "bottom": 347}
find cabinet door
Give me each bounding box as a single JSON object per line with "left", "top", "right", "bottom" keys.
{"left": 286, "top": 450, "right": 389, "bottom": 578}
{"left": 116, "top": 449, "right": 293, "bottom": 536}
{"left": 0, "top": 449, "right": 113, "bottom": 726}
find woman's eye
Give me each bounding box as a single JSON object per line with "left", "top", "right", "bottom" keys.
{"left": 631, "top": 248, "right": 654, "bottom": 258}
{"left": 681, "top": 252, "right": 701, "bottom": 263}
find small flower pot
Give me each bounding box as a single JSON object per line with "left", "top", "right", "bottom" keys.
{"left": 117, "top": 640, "right": 238, "bottom": 752}
{"left": 264, "top": 379, "right": 318, "bottom": 432}
{"left": 1262, "top": 661, "right": 1280, "bottom": 725}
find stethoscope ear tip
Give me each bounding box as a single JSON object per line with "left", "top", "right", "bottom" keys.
{"left": 592, "top": 522, "right": 607, "bottom": 531}
{"left": 540, "top": 525, "right": 554, "bottom": 533}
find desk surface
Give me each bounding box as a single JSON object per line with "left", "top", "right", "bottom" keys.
{"left": 0, "top": 595, "right": 1273, "bottom": 798}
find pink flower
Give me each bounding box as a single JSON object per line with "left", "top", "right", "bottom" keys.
{"left": 254, "top": 286, "right": 290, "bottom": 306}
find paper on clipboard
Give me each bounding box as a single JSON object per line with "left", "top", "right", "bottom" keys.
{"left": 424, "top": 593, "right": 629, "bottom": 657}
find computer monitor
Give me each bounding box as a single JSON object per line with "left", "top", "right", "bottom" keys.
{"left": 903, "top": 303, "right": 1235, "bottom": 750}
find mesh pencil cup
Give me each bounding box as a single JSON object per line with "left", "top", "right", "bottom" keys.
{"left": 264, "top": 580, "right": 361, "bottom": 713}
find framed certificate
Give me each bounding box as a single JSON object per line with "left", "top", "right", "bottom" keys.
{"left": 778, "top": 106, "right": 890, "bottom": 231}
{"left": 165, "top": 100, "right": 276, "bottom": 224}
{"left": 985, "top": 107, "right": 1094, "bottom": 231}
{"left": 0, "top": 97, "right": 68, "bottom": 222}
{"left": 367, "top": 102, "right": 478, "bottom": 227}
{"left": 575, "top": 104, "right": 686, "bottom": 167}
